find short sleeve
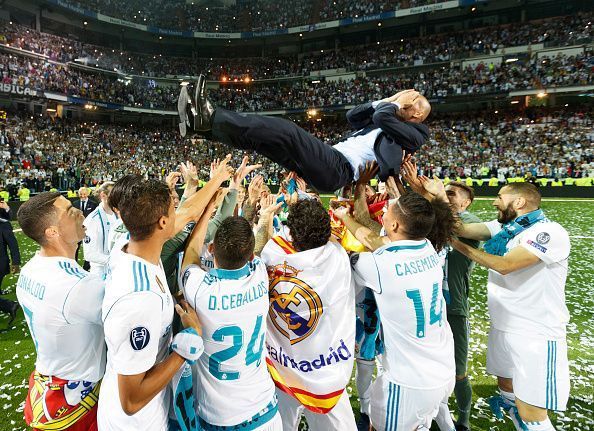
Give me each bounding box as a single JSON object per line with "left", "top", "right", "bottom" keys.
{"left": 483, "top": 219, "right": 502, "bottom": 238}
{"left": 351, "top": 252, "right": 382, "bottom": 294}
{"left": 519, "top": 223, "right": 570, "bottom": 265}
{"left": 63, "top": 274, "right": 105, "bottom": 325}
{"left": 103, "top": 292, "right": 164, "bottom": 375}
{"left": 180, "top": 264, "right": 208, "bottom": 309}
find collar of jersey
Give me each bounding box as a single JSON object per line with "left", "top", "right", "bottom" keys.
{"left": 209, "top": 263, "right": 251, "bottom": 280}
{"left": 381, "top": 239, "right": 428, "bottom": 253}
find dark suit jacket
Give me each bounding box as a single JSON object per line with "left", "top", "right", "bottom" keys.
{"left": 346, "top": 102, "right": 429, "bottom": 181}
{"left": 0, "top": 221, "right": 20, "bottom": 275}
{"left": 72, "top": 199, "right": 98, "bottom": 218}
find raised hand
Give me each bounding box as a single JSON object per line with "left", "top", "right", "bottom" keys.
{"left": 211, "top": 154, "right": 233, "bottom": 181}
{"left": 357, "top": 161, "right": 379, "bottom": 185}
{"left": 395, "top": 90, "right": 421, "bottom": 109}
{"left": 248, "top": 174, "right": 264, "bottom": 204}
{"left": 419, "top": 175, "right": 447, "bottom": 201}
{"left": 232, "top": 155, "right": 262, "bottom": 190}
{"left": 165, "top": 171, "right": 181, "bottom": 191}
{"left": 381, "top": 89, "right": 416, "bottom": 104}
{"left": 259, "top": 194, "right": 283, "bottom": 218}
{"left": 332, "top": 204, "right": 351, "bottom": 221}
{"left": 401, "top": 157, "right": 423, "bottom": 193}
{"left": 385, "top": 175, "right": 402, "bottom": 199}
{"left": 180, "top": 161, "right": 198, "bottom": 184}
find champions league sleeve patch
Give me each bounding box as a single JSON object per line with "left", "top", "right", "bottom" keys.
{"left": 130, "top": 327, "right": 151, "bottom": 351}
{"left": 536, "top": 232, "right": 551, "bottom": 244}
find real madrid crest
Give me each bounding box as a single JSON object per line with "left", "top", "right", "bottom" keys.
{"left": 267, "top": 262, "right": 323, "bottom": 345}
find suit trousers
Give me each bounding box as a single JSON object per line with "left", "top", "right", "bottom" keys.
{"left": 211, "top": 108, "right": 354, "bottom": 192}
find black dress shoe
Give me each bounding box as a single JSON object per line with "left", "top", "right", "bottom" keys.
{"left": 455, "top": 423, "right": 471, "bottom": 431}
{"left": 193, "top": 74, "right": 214, "bottom": 132}
{"left": 7, "top": 301, "right": 20, "bottom": 328}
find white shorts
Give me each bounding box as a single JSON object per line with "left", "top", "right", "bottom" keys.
{"left": 254, "top": 411, "right": 282, "bottom": 431}
{"left": 487, "top": 328, "right": 570, "bottom": 411}
{"left": 275, "top": 388, "right": 356, "bottom": 431}
{"left": 370, "top": 373, "right": 454, "bottom": 431}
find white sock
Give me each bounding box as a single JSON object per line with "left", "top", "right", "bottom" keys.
{"left": 498, "top": 389, "right": 526, "bottom": 431}
{"left": 434, "top": 400, "right": 456, "bottom": 431}
{"left": 355, "top": 359, "right": 375, "bottom": 415}
{"left": 500, "top": 388, "right": 516, "bottom": 406}
{"left": 525, "top": 417, "right": 556, "bottom": 431}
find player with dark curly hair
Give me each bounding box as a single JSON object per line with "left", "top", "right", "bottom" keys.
{"left": 257, "top": 198, "right": 358, "bottom": 430}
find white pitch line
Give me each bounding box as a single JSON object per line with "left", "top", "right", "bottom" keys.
{"left": 14, "top": 228, "right": 22, "bottom": 232}
{"left": 571, "top": 236, "right": 594, "bottom": 239}
{"left": 473, "top": 198, "right": 594, "bottom": 202}
{"left": 319, "top": 194, "right": 594, "bottom": 203}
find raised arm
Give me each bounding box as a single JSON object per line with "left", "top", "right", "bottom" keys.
{"left": 456, "top": 223, "right": 493, "bottom": 242}
{"left": 451, "top": 238, "right": 540, "bottom": 276}
{"left": 353, "top": 163, "right": 382, "bottom": 234}
{"left": 181, "top": 189, "right": 227, "bottom": 272}
{"left": 334, "top": 205, "right": 388, "bottom": 251}
{"left": 174, "top": 155, "right": 232, "bottom": 233}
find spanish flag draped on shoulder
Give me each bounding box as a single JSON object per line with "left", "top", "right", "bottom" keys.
{"left": 261, "top": 235, "right": 356, "bottom": 414}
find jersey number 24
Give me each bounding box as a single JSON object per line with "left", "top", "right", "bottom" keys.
{"left": 209, "top": 315, "right": 265, "bottom": 381}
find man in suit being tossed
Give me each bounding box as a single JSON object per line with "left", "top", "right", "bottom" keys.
{"left": 179, "top": 76, "right": 430, "bottom": 193}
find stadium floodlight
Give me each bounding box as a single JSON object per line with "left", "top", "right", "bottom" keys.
{"left": 505, "top": 58, "right": 519, "bottom": 63}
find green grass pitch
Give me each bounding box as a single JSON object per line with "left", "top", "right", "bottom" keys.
{"left": 1, "top": 199, "right": 593, "bottom": 430}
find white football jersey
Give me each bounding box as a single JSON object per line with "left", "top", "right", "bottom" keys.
{"left": 198, "top": 243, "right": 215, "bottom": 271}
{"left": 352, "top": 239, "right": 455, "bottom": 390}
{"left": 98, "top": 250, "right": 174, "bottom": 431}
{"left": 83, "top": 205, "right": 118, "bottom": 276}
{"left": 16, "top": 254, "right": 105, "bottom": 382}
{"left": 261, "top": 237, "right": 356, "bottom": 413}
{"left": 107, "top": 218, "right": 130, "bottom": 253}
{"left": 484, "top": 219, "right": 570, "bottom": 339}
{"left": 181, "top": 258, "right": 275, "bottom": 426}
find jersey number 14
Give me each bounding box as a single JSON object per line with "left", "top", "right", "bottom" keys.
{"left": 209, "top": 315, "right": 265, "bottom": 381}
{"left": 406, "top": 282, "right": 443, "bottom": 338}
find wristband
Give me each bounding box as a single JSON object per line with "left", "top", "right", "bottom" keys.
{"left": 172, "top": 328, "right": 204, "bottom": 364}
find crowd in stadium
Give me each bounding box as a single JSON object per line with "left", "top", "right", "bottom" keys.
{"left": 1, "top": 48, "right": 592, "bottom": 111}
{"left": 1, "top": 13, "right": 591, "bottom": 80}
{"left": 60, "top": 0, "right": 449, "bottom": 32}
{"left": 1, "top": 109, "right": 591, "bottom": 196}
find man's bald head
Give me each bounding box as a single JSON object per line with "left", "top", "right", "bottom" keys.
{"left": 411, "top": 95, "right": 431, "bottom": 123}
{"left": 396, "top": 94, "right": 431, "bottom": 123}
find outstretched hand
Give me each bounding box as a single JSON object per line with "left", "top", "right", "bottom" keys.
{"left": 381, "top": 89, "right": 417, "bottom": 104}
{"left": 248, "top": 175, "right": 264, "bottom": 204}
{"left": 232, "top": 155, "right": 262, "bottom": 190}
{"left": 259, "top": 194, "right": 283, "bottom": 218}
{"left": 180, "top": 161, "right": 198, "bottom": 185}
{"left": 357, "top": 161, "right": 379, "bottom": 185}
{"left": 419, "top": 175, "right": 447, "bottom": 201}
{"left": 401, "top": 156, "right": 423, "bottom": 193}
{"left": 332, "top": 204, "right": 352, "bottom": 221}
{"left": 211, "top": 154, "right": 234, "bottom": 182}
